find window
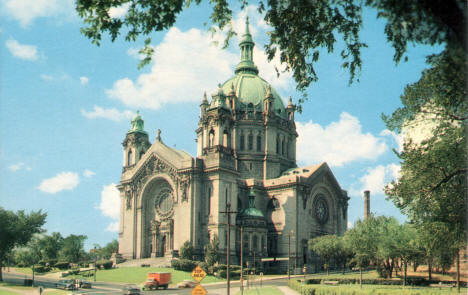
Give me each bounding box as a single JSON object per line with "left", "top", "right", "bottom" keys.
{"left": 127, "top": 149, "right": 133, "bottom": 166}
{"left": 276, "top": 136, "right": 280, "bottom": 154}
{"left": 208, "top": 188, "right": 211, "bottom": 215}
{"left": 248, "top": 133, "right": 253, "bottom": 150}
{"left": 282, "top": 139, "right": 285, "bottom": 155}
{"left": 253, "top": 235, "right": 258, "bottom": 251}
{"left": 240, "top": 134, "right": 245, "bottom": 150}
{"left": 256, "top": 135, "right": 261, "bottom": 151}
{"left": 139, "top": 150, "right": 145, "bottom": 160}
{"left": 223, "top": 130, "right": 229, "bottom": 147}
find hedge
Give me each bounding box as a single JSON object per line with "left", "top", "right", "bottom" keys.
{"left": 33, "top": 265, "right": 50, "bottom": 273}
{"left": 55, "top": 261, "right": 70, "bottom": 270}
{"left": 171, "top": 259, "right": 198, "bottom": 272}
{"left": 96, "top": 260, "right": 113, "bottom": 269}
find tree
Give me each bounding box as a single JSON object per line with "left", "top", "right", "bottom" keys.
{"left": 180, "top": 241, "right": 195, "bottom": 260}
{"left": 205, "top": 235, "right": 219, "bottom": 266}
{"left": 0, "top": 207, "right": 46, "bottom": 281}
{"left": 308, "top": 235, "right": 341, "bottom": 275}
{"left": 384, "top": 46, "right": 467, "bottom": 288}
{"left": 76, "top": 0, "right": 466, "bottom": 103}
{"left": 59, "top": 235, "right": 87, "bottom": 263}
{"left": 95, "top": 240, "right": 119, "bottom": 260}
{"left": 38, "top": 232, "right": 64, "bottom": 261}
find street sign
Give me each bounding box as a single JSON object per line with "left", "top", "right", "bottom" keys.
{"left": 191, "top": 284, "right": 207, "bottom": 295}
{"left": 191, "top": 265, "right": 207, "bottom": 283}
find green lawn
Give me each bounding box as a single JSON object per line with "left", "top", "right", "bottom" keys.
{"left": 69, "top": 267, "right": 224, "bottom": 285}
{"left": 305, "top": 270, "right": 382, "bottom": 280}
{"left": 234, "top": 286, "right": 284, "bottom": 295}
{"left": 0, "top": 282, "right": 66, "bottom": 295}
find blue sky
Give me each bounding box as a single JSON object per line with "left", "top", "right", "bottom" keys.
{"left": 0, "top": 0, "right": 441, "bottom": 250}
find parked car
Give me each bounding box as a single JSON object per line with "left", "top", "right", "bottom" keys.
{"left": 73, "top": 279, "right": 92, "bottom": 289}
{"left": 177, "top": 280, "right": 196, "bottom": 288}
{"left": 122, "top": 285, "right": 141, "bottom": 295}
{"left": 56, "top": 279, "right": 76, "bottom": 290}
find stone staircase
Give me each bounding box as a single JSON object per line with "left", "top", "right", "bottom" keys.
{"left": 116, "top": 257, "right": 172, "bottom": 268}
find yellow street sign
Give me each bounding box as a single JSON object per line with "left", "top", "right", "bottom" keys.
{"left": 191, "top": 284, "right": 207, "bottom": 295}
{"left": 191, "top": 265, "right": 207, "bottom": 283}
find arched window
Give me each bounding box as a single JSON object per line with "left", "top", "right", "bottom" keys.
{"left": 209, "top": 129, "right": 215, "bottom": 147}
{"left": 261, "top": 236, "right": 265, "bottom": 252}
{"left": 240, "top": 134, "right": 245, "bottom": 150}
{"left": 127, "top": 149, "right": 133, "bottom": 166}
{"left": 139, "top": 150, "right": 145, "bottom": 160}
{"left": 223, "top": 130, "right": 229, "bottom": 147}
{"left": 248, "top": 133, "right": 253, "bottom": 150}
{"left": 276, "top": 135, "right": 280, "bottom": 154}
{"left": 282, "top": 139, "right": 285, "bottom": 155}
{"left": 256, "top": 135, "right": 261, "bottom": 151}
{"left": 286, "top": 140, "right": 289, "bottom": 157}
{"left": 243, "top": 234, "right": 249, "bottom": 251}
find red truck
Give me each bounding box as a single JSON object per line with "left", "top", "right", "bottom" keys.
{"left": 143, "top": 272, "right": 171, "bottom": 290}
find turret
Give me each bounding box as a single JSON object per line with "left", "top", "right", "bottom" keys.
{"left": 286, "top": 97, "right": 296, "bottom": 121}
{"left": 122, "top": 111, "right": 150, "bottom": 169}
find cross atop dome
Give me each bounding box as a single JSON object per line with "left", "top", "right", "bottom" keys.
{"left": 235, "top": 16, "right": 259, "bottom": 75}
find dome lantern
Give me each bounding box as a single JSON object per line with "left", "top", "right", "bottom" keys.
{"left": 235, "top": 16, "right": 259, "bottom": 75}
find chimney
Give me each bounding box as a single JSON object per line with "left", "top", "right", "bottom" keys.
{"left": 364, "top": 190, "right": 370, "bottom": 220}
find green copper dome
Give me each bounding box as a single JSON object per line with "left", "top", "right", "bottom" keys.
{"left": 128, "top": 110, "right": 147, "bottom": 134}
{"left": 239, "top": 188, "right": 264, "bottom": 218}
{"left": 220, "top": 17, "right": 286, "bottom": 118}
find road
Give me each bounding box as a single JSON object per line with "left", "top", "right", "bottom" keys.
{"left": 2, "top": 272, "right": 289, "bottom": 295}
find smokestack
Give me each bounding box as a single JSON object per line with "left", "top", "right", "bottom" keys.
{"left": 364, "top": 190, "right": 370, "bottom": 220}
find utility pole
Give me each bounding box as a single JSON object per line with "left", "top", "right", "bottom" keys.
{"left": 220, "top": 202, "right": 237, "bottom": 295}
{"left": 240, "top": 226, "right": 244, "bottom": 295}
{"left": 288, "top": 230, "right": 294, "bottom": 280}
{"left": 94, "top": 247, "right": 97, "bottom": 282}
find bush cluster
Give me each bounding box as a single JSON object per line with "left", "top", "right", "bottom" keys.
{"left": 55, "top": 261, "right": 70, "bottom": 270}
{"left": 96, "top": 259, "right": 113, "bottom": 269}
{"left": 33, "top": 264, "right": 50, "bottom": 273}
{"left": 171, "top": 259, "right": 197, "bottom": 272}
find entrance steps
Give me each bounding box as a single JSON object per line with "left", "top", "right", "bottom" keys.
{"left": 117, "top": 256, "right": 172, "bottom": 268}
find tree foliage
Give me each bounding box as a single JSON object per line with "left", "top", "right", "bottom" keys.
{"left": 180, "top": 240, "right": 195, "bottom": 260}
{"left": 308, "top": 235, "right": 342, "bottom": 275}
{"left": 0, "top": 207, "right": 46, "bottom": 281}
{"left": 59, "top": 235, "right": 87, "bottom": 263}
{"left": 205, "top": 235, "right": 219, "bottom": 266}
{"left": 75, "top": 0, "right": 466, "bottom": 104}
{"left": 383, "top": 46, "right": 467, "bottom": 255}
{"left": 94, "top": 240, "right": 119, "bottom": 260}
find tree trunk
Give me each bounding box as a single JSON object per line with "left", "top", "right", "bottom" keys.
{"left": 342, "top": 262, "right": 346, "bottom": 275}
{"left": 404, "top": 261, "right": 407, "bottom": 287}
{"left": 0, "top": 260, "right": 3, "bottom": 282}
{"left": 456, "top": 251, "right": 460, "bottom": 292}
{"left": 428, "top": 260, "right": 432, "bottom": 281}
{"left": 359, "top": 267, "right": 362, "bottom": 289}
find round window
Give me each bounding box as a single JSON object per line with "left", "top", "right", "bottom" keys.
{"left": 313, "top": 195, "right": 329, "bottom": 224}
{"left": 155, "top": 189, "right": 174, "bottom": 218}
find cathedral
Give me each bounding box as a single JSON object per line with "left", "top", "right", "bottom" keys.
{"left": 117, "top": 19, "right": 349, "bottom": 272}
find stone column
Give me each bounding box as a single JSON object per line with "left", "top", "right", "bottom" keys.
{"left": 364, "top": 190, "right": 370, "bottom": 219}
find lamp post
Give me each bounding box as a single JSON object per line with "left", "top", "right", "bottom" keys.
{"left": 220, "top": 202, "right": 237, "bottom": 295}
{"left": 94, "top": 247, "right": 97, "bottom": 282}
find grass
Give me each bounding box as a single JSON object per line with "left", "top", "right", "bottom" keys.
{"left": 304, "top": 270, "right": 382, "bottom": 280}
{"left": 235, "top": 286, "right": 284, "bottom": 295}
{"left": 69, "top": 267, "right": 224, "bottom": 285}
{"left": 289, "top": 280, "right": 468, "bottom": 295}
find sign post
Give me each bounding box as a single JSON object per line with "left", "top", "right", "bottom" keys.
{"left": 191, "top": 266, "right": 207, "bottom": 295}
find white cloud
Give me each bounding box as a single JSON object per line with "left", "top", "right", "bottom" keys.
{"left": 5, "top": 39, "right": 38, "bottom": 61}
{"left": 40, "top": 74, "right": 54, "bottom": 81}
{"left": 40, "top": 73, "right": 69, "bottom": 81}
{"left": 2, "top": 0, "right": 74, "bottom": 27}
{"left": 108, "top": 3, "right": 130, "bottom": 19}
{"left": 296, "top": 112, "right": 388, "bottom": 167}
{"left": 83, "top": 169, "right": 95, "bottom": 178}
{"left": 107, "top": 27, "right": 238, "bottom": 110}
{"left": 350, "top": 163, "right": 401, "bottom": 197}
{"left": 80, "top": 76, "right": 89, "bottom": 85}
{"left": 98, "top": 183, "right": 120, "bottom": 222}
{"left": 106, "top": 222, "right": 120, "bottom": 232}
{"left": 8, "top": 162, "right": 31, "bottom": 172}
{"left": 347, "top": 221, "right": 353, "bottom": 229}
{"left": 38, "top": 172, "right": 80, "bottom": 194}
{"left": 81, "top": 106, "right": 134, "bottom": 122}
{"left": 109, "top": 8, "right": 294, "bottom": 110}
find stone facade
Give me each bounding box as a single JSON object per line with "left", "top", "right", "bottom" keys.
{"left": 117, "top": 20, "right": 348, "bottom": 271}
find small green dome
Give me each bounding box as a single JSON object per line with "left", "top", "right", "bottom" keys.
{"left": 239, "top": 188, "right": 265, "bottom": 218}
{"left": 128, "top": 110, "right": 146, "bottom": 134}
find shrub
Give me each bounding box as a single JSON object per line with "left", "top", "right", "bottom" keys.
{"left": 197, "top": 262, "right": 210, "bottom": 274}
{"left": 141, "top": 263, "right": 150, "bottom": 267}
{"left": 171, "top": 259, "right": 197, "bottom": 272}
{"left": 38, "top": 260, "right": 47, "bottom": 266}
{"left": 46, "top": 259, "right": 58, "bottom": 267}
{"left": 180, "top": 241, "right": 195, "bottom": 260}
{"left": 96, "top": 260, "right": 113, "bottom": 269}
{"left": 33, "top": 264, "right": 49, "bottom": 273}
{"left": 171, "top": 259, "right": 180, "bottom": 270}
{"left": 55, "top": 261, "right": 70, "bottom": 270}
{"left": 205, "top": 235, "right": 219, "bottom": 266}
